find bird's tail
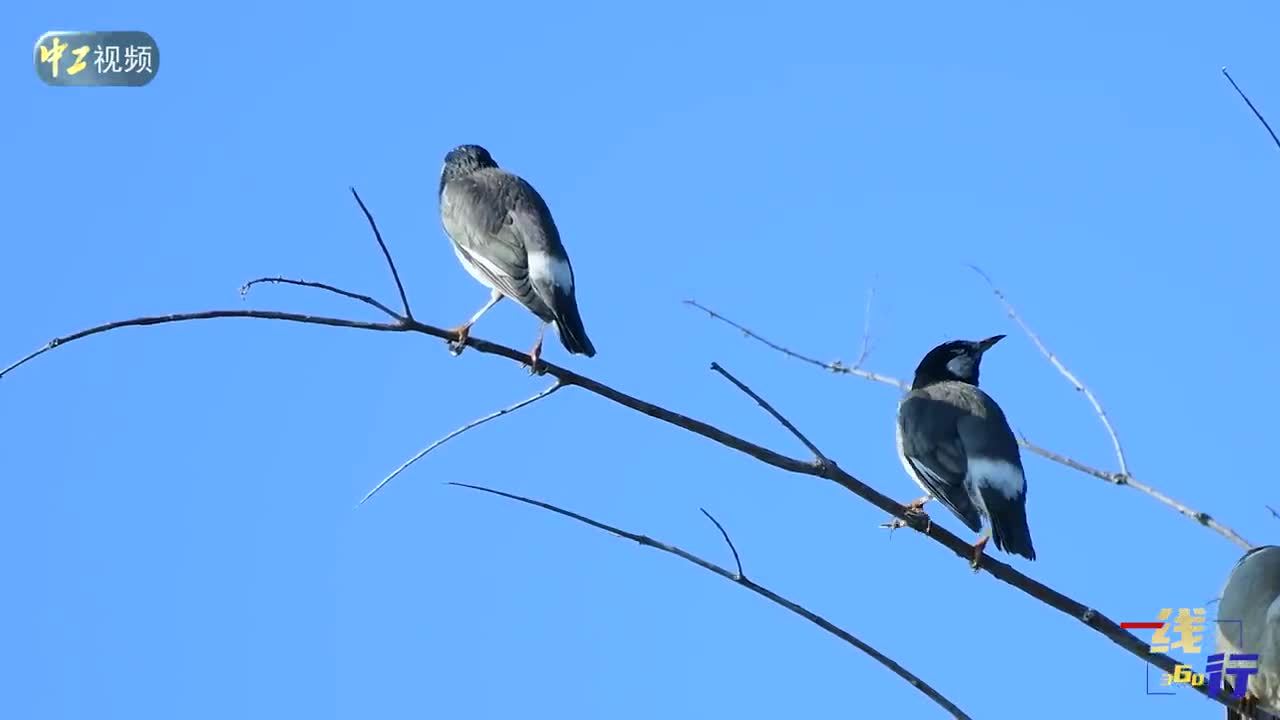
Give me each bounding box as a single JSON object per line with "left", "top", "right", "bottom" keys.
{"left": 982, "top": 489, "right": 1037, "bottom": 561}
{"left": 553, "top": 299, "right": 596, "bottom": 357}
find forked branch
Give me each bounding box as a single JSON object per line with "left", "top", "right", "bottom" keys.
{"left": 710, "top": 361, "right": 830, "bottom": 465}
{"left": 450, "top": 481, "right": 974, "bottom": 720}
{"left": 967, "top": 265, "right": 1130, "bottom": 478}
{"left": 349, "top": 187, "right": 414, "bottom": 319}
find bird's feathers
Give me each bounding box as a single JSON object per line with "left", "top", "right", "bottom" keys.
{"left": 441, "top": 170, "right": 563, "bottom": 319}
{"left": 439, "top": 158, "right": 596, "bottom": 357}
{"left": 1217, "top": 546, "right": 1280, "bottom": 717}
{"left": 897, "top": 393, "right": 984, "bottom": 533}
{"left": 974, "top": 481, "right": 1036, "bottom": 559}
{"left": 897, "top": 381, "right": 1035, "bottom": 559}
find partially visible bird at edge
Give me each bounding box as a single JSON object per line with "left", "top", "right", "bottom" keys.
{"left": 1217, "top": 545, "right": 1280, "bottom": 720}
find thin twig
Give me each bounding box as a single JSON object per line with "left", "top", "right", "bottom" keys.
{"left": 1222, "top": 67, "right": 1280, "bottom": 152}
{"left": 451, "top": 482, "right": 973, "bottom": 720}
{"left": 968, "top": 265, "right": 1131, "bottom": 479}
{"left": 1019, "top": 436, "right": 1249, "bottom": 546}
{"left": 1017, "top": 436, "right": 1118, "bottom": 483}
{"left": 854, "top": 284, "right": 876, "bottom": 368}
{"left": 359, "top": 381, "right": 564, "bottom": 505}
{"left": 684, "top": 300, "right": 908, "bottom": 388}
{"left": 350, "top": 187, "right": 414, "bottom": 319}
{"left": 699, "top": 508, "right": 744, "bottom": 579}
{"left": 241, "top": 276, "right": 401, "bottom": 319}
{"left": 709, "top": 361, "right": 829, "bottom": 464}
{"left": 1267, "top": 505, "right": 1279, "bottom": 521}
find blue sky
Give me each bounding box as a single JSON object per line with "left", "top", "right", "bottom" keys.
{"left": 4, "top": 2, "right": 1279, "bottom": 718}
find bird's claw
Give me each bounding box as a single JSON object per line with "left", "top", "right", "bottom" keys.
{"left": 900, "top": 500, "right": 932, "bottom": 532}
{"left": 527, "top": 335, "right": 545, "bottom": 375}
{"left": 448, "top": 324, "right": 472, "bottom": 356}
{"left": 969, "top": 537, "right": 989, "bottom": 572}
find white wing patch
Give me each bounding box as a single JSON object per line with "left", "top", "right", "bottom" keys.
{"left": 528, "top": 251, "right": 573, "bottom": 293}
{"left": 967, "top": 457, "right": 1025, "bottom": 499}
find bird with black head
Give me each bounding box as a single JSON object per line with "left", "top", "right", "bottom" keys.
{"left": 895, "top": 335, "right": 1036, "bottom": 568}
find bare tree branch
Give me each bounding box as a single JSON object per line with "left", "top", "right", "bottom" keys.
{"left": 1223, "top": 67, "right": 1280, "bottom": 152}
{"left": 684, "top": 300, "right": 908, "bottom": 388}
{"left": 1021, "top": 437, "right": 1250, "bottom": 547}
{"left": 350, "top": 187, "right": 414, "bottom": 320}
{"left": 709, "top": 361, "right": 829, "bottom": 465}
{"left": 359, "top": 381, "right": 564, "bottom": 505}
{"left": 450, "top": 482, "right": 974, "bottom": 720}
{"left": 1, "top": 188, "right": 1252, "bottom": 714}
{"left": 1015, "top": 436, "right": 1116, "bottom": 482}
{"left": 241, "top": 276, "right": 401, "bottom": 319}
{"left": 0, "top": 310, "right": 407, "bottom": 381}
{"left": 699, "top": 507, "right": 745, "bottom": 580}
{"left": 1268, "top": 505, "right": 1279, "bottom": 521}
{"left": 968, "top": 264, "right": 1132, "bottom": 479}
{"left": 968, "top": 267, "right": 1252, "bottom": 550}
{"left": 688, "top": 295, "right": 1253, "bottom": 550}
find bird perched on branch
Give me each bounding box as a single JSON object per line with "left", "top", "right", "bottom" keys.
{"left": 438, "top": 144, "right": 596, "bottom": 364}
{"left": 1216, "top": 545, "right": 1280, "bottom": 720}
{"left": 896, "top": 335, "right": 1036, "bottom": 568}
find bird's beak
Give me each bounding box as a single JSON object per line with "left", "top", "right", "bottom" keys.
{"left": 977, "top": 334, "right": 1006, "bottom": 352}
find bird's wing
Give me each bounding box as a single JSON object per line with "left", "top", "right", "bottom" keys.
{"left": 898, "top": 394, "right": 983, "bottom": 532}
{"left": 953, "top": 399, "right": 1027, "bottom": 500}
{"left": 440, "top": 171, "right": 553, "bottom": 318}
{"left": 954, "top": 401, "right": 1036, "bottom": 559}
{"left": 503, "top": 177, "right": 578, "bottom": 310}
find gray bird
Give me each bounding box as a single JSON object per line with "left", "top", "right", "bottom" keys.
{"left": 895, "top": 335, "right": 1036, "bottom": 567}
{"left": 438, "top": 144, "right": 596, "bottom": 364}
{"left": 1216, "top": 545, "right": 1280, "bottom": 719}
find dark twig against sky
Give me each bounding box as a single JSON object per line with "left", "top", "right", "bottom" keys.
{"left": 0, "top": 310, "right": 408, "bottom": 381}
{"left": 241, "top": 276, "right": 401, "bottom": 319}
{"left": 0, "top": 188, "right": 1251, "bottom": 715}
{"left": 1222, "top": 67, "right": 1280, "bottom": 152}
{"left": 709, "top": 361, "right": 830, "bottom": 465}
{"left": 687, "top": 289, "right": 1252, "bottom": 551}
{"left": 350, "top": 187, "right": 414, "bottom": 319}
{"left": 699, "top": 508, "right": 745, "bottom": 579}
{"left": 450, "top": 482, "right": 974, "bottom": 720}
